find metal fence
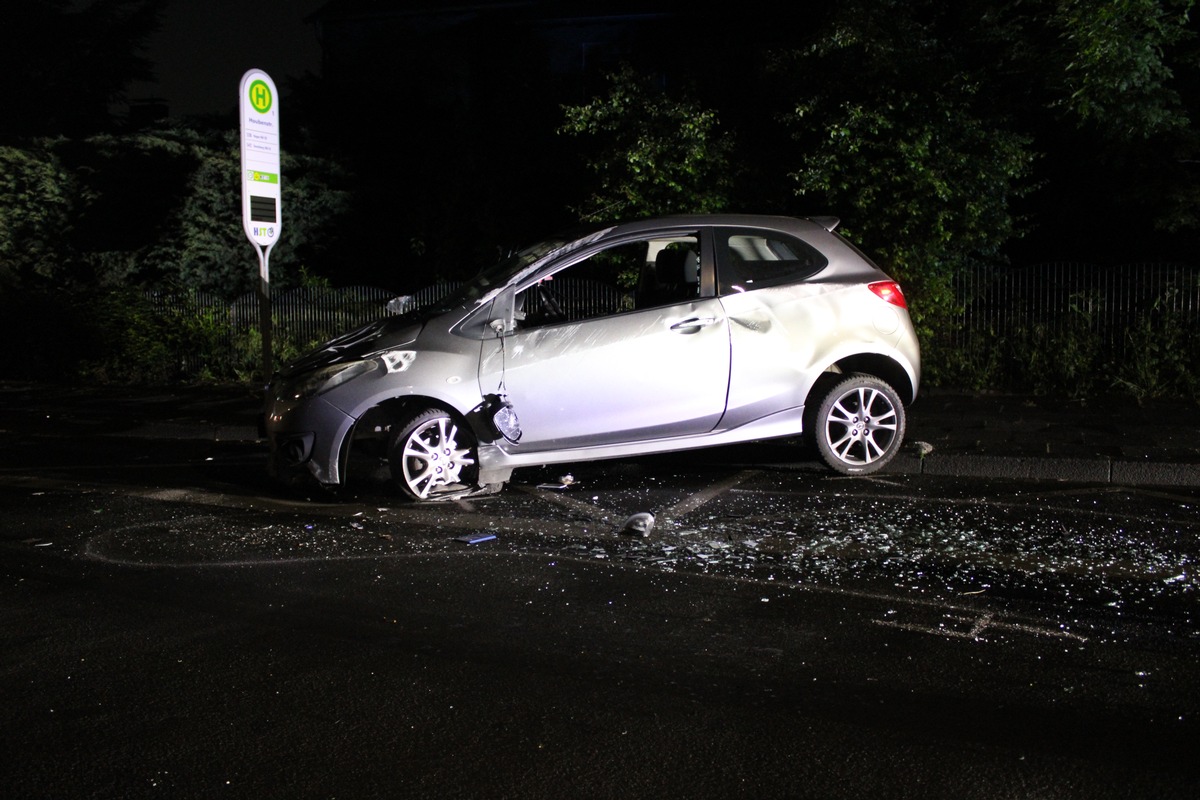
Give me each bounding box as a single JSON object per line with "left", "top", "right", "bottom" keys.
{"left": 146, "top": 284, "right": 459, "bottom": 341}
{"left": 230, "top": 285, "right": 398, "bottom": 341}
{"left": 143, "top": 284, "right": 462, "bottom": 377}
{"left": 144, "top": 262, "right": 1199, "bottom": 378}
{"left": 950, "top": 262, "right": 1200, "bottom": 360}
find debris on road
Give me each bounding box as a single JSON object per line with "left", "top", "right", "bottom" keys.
{"left": 620, "top": 512, "right": 655, "bottom": 537}
{"left": 455, "top": 532, "right": 498, "bottom": 544}
{"left": 537, "top": 474, "right": 577, "bottom": 491}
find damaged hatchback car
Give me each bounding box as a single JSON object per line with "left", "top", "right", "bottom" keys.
{"left": 263, "top": 215, "right": 920, "bottom": 501}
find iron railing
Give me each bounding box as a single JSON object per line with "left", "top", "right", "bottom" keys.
{"left": 144, "top": 262, "right": 1199, "bottom": 379}
{"left": 950, "top": 262, "right": 1200, "bottom": 360}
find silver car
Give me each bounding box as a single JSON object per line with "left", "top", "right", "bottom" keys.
{"left": 264, "top": 215, "right": 920, "bottom": 500}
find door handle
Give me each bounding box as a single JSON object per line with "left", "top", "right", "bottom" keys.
{"left": 670, "top": 316, "right": 718, "bottom": 332}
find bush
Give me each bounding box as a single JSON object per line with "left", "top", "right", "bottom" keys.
{"left": 1111, "top": 301, "right": 1200, "bottom": 403}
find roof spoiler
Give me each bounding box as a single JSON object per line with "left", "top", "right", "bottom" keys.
{"left": 808, "top": 216, "right": 840, "bottom": 232}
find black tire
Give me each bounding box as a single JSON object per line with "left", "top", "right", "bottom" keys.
{"left": 813, "top": 374, "right": 906, "bottom": 475}
{"left": 388, "top": 409, "right": 480, "bottom": 501}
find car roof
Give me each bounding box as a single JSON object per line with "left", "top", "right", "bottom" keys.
{"left": 603, "top": 214, "right": 837, "bottom": 237}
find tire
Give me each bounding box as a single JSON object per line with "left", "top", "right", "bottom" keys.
{"left": 388, "top": 409, "right": 480, "bottom": 501}
{"left": 813, "top": 374, "right": 906, "bottom": 475}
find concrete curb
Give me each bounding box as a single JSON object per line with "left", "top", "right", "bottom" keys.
{"left": 1111, "top": 460, "right": 1200, "bottom": 487}
{"left": 922, "top": 453, "right": 1114, "bottom": 483}
{"left": 889, "top": 452, "right": 1200, "bottom": 487}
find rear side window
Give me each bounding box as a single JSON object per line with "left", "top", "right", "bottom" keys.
{"left": 716, "top": 229, "right": 828, "bottom": 294}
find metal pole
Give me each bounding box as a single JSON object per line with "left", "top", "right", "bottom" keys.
{"left": 258, "top": 245, "right": 273, "bottom": 383}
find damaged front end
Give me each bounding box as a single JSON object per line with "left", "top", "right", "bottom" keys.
{"left": 263, "top": 315, "right": 427, "bottom": 487}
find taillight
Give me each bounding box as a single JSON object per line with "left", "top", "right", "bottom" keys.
{"left": 868, "top": 281, "right": 907, "bottom": 309}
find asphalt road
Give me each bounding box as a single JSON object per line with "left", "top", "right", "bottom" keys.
{"left": 1, "top": 432, "right": 1198, "bottom": 799}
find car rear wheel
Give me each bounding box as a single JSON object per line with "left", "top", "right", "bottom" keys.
{"left": 813, "top": 375, "right": 905, "bottom": 475}
{"left": 388, "top": 409, "right": 479, "bottom": 501}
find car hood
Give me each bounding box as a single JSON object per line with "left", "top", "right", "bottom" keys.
{"left": 277, "top": 311, "right": 430, "bottom": 378}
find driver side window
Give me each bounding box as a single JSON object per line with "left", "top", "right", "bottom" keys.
{"left": 516, "top": 234, "right": 700, "bottom": 328}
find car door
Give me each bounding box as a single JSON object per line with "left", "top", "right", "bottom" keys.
{"left": 477, "top": 232, "right": 731, "bottom": 452}
{"left": 713, "top": 226, "right": 841, "bottom": 427}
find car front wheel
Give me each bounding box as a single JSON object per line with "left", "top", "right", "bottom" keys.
{"left": 813, "top": 375, "right": 906, "bottom": 475}
{"left": 388, "top": 409, "right": 479, "bottom": 501}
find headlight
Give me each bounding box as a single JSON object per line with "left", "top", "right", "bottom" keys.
{"left": 481, "top": 393, "right": 522, "bottom": 443}
{"left": 289, "top": 360, "right": 377, "bottom": 399}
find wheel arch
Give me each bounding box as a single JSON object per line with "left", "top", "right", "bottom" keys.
{"left": 338, "top": 394, "right": 490, "bottom": 485}
{"left": 821, "top": 353, "right": 916, "bottom": 405}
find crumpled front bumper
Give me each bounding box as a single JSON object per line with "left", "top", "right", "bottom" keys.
{"left": 263, "top": 387, "right": 356, "bottom": 486}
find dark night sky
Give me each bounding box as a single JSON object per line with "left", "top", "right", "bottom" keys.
{"left": 126, "top": 0, "right": 325, "bottom": 118}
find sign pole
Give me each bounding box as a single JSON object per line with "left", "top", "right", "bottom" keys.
{"left": 256, "top": 243, "right": 273, "bottom": 384}
{"left": 239, "top": 69, "right": 282, "bottom": 384}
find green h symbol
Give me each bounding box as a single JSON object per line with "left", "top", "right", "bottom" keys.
{"left": 249, "top": 79, "right": 272, "bottom": 113}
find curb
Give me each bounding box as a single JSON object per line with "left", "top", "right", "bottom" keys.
{"left": 890, "top": 452, "right": 1200, "bottom": 487}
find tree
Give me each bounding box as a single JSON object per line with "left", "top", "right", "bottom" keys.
{"left": 1, "top": 127, "right": 354, "bottom": 299}
{"left": 773, "top": 2, "right": 1038, "bottom": 346}
{"left": 769, "top": 0, "right": 1197, "bottom": 371}
{"left": 1047, "top": 0, "right": 1200, "bottom": 238}
{"left": 0, "top": 141, "right": 85, "bottom": 290}
{"left": 1049, "top": 0, "right": 1195, "bottom": 140}
{"left": 560, "top": 65, "right": 735, "bottom": 223}
{"left": 83, "top": 128, "right": 354, "bottom": 298}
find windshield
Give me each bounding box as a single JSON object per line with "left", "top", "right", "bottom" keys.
{"left": 425, "top": 225, "right": 612, "bottom": 312}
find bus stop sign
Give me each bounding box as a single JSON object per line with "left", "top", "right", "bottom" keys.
{"left": 240, "top": 69, "right": 281, "bottom": 248}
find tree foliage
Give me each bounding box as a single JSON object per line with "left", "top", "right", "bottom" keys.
{"left": 560, "top": 65, "right": 735, "bottom": 222}
{"left": 0, "top": 128, "right": 353, "bottom": 299}
{"left": 0, "top": 142, "right": 85, "bottom": 290}
{"left": 773, "top": 1, "right": 1039, "bottom": 343}
{"left": 768, "top": 0, "right": 1195, "bottom": 369}
{"left": 1050, "top": 0, "right": 1195, "bottom": 139}
{"left": 788, "top": 90, "right": 1036, "bottom": 330}
{"left": 120, "top": 129, "right": 355, "bottom": 298}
